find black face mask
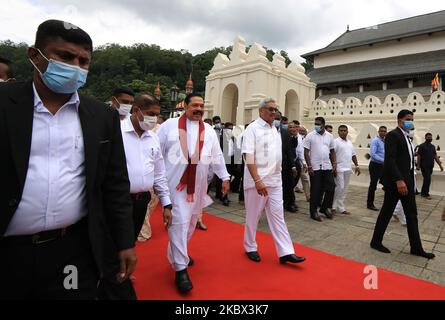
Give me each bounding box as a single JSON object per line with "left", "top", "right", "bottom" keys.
{"left": 426, "top": 139, "right": 433, "bottom": 143}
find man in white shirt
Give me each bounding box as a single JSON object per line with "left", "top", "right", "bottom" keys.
{"left": 295, "top": 126, "right": 310, "bottom": 202}
{"left": 242, "top": 97, "right": 305, "bottom": 265}
{"left": 121, "top": 94, "right": 172, "bottom": 238}
{"left": 303, "top": 117, "right": 337, "bottom": 222}
{"left": 110, "top": 87, "right": 135, "bottom": 121}
{"left": 333, "top": 125, "right": 360, "bottom": 215}
{"left": 157, "top": 93, "right": 230, "bottom": 294}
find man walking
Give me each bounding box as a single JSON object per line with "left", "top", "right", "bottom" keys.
{"left": 333, "top": 125, "right": 360, "bottom": 215}
{"left": 157, "top": 94, "right": 230, "bottom": 294}
{"left": 367, "top": 126, "right": 387, "bottom": 211}
{"left": 416, "top": 133, "right": 443, "bottom": 199}
{"left": 303, "top": 117, "right": 337, "bottom": 222}
{"left": 371, "top": 110, "right": 435, "bottom": 259}
{"left": 242, "top": 98, "right": 305, "bottom": 265}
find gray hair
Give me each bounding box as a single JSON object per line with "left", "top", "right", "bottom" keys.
{"left": 259, "top": 97, "right": 276, "bottom": 109}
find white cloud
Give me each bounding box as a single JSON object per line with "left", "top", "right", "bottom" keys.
{"left": 2, "top": 0, "right": 445, "bottom": 62}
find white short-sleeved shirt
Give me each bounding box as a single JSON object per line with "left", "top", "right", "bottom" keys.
{"left": 242, "top": 117, "right": 282, "bottom": 189}
{"left": 334, "top": 137, "right": 356, "bottom": 173}
{"left": 303, "top": 130, "right": 335, "bottom": 171}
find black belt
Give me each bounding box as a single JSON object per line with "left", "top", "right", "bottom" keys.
{"left": 130, "top": 192, "right": 150, "bottom": 201}
{"left": 0, "top": 217, "right": 87, "bottom": 247}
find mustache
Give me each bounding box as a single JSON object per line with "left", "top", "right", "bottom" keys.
{"left": 193, "top": 111, "right": 203, "bottom": 116}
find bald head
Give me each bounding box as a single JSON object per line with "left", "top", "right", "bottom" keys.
{"left": 134, "top": 94, "right": 159, "bottom": 110}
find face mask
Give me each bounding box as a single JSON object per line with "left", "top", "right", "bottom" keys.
{"left": 29, "top": 48, "right": 88, "bottom": 94}
{"left": 403, "top": 120, "right": 414, "bottom": 131}
{"left": 408, "top": 131, "right": 415, "bottom": 139}
{"left": 225, "top": 128, "right": 233, "bottom": 134}
{"left": 315, "top": 125, "right": 322, "bottom": 133}
{"left": 139, "top": 115, "right": 157, "bottom": 131}
{"left": 281, "top": 124, "right": 288, "bottom": 130}
{"left": 273, "top": 120, "right": 281, "bottom": 128}
{"left": 214, "top": 123, "right": 222, "bottom": 130}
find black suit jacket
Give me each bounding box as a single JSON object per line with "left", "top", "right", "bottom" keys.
{"left": 280, "top": 128, "right": 297, "bottom": 170}
{"left": 0, "top": 81, "right": 134, "bottom": 273}
{"left": 381, "top": 127, "right": 415, "bottom": 192}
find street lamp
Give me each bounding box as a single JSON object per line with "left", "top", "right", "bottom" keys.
{"left": 170, "top": 85, "right": 179, "bottom": 117}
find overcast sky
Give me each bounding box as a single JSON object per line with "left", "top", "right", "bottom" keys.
{"left": 2, "top": 0, "right": 445, "bottom": 61}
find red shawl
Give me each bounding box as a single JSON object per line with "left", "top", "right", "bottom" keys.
{"left": 178, "top": 114, "right": 205, "bottom": 196}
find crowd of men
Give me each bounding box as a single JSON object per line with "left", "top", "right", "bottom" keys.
{"left": 1, "top": 19, "right": 444, "bottom": 300}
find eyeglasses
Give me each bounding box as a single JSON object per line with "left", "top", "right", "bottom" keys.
{"left": 266, "top": 107, "right": 279, "bottom": 113}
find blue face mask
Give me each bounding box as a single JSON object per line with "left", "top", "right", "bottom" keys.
{"left": 315, "top": 125, "right": 322, "bottom": 133}
{"left": 30, "top": 48, "right": 88, "bottom": 94}
{"left": 273, "top": 120, "right": 281, "bottom": 128}
{"left": 281, "top": 124, "right": 289, "bottom": 130}
{"left": 403, "top": 120, "right": 414, "bottom": 131}
{"left": 214, "top": 123, "right": 222, "bottom": 130}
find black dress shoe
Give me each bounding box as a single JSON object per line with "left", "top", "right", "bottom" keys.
{"left": 279, "top": 254, "right": 306, "bottom": 264}
{"left": 246, "top": 251, "right": 261, "bottom": 262}
{"left": 285, "top": 205, "right": 298, "bottom": 213}
{"left": 310, "top": 213, "right": 322, "bottom": 222}
{"left": 188, "top": 256, "right": 194, "bottom": 266}
{"left": 175, "top": 269, "right": 193, "bottom": 294}
{"left": 410, "top": 250, "right": 435, "bottom": 259}
{"left": 320, "top": 208, "right": 333, "bottom": 219}
{"left": 367, "top": 205, "right": 379, "bottom": 211}
{"left": 370, "top": 242, "right": 391, "bottom": 253}
{"left": 223, "top": 199, "right": 230, "bottom": 206}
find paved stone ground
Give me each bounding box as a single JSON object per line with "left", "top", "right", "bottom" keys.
{"left": 204, "top": 185, "right": 445, "bottom": 287}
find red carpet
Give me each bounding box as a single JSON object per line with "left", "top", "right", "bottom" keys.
{"left": 133, "top": 206, "right": 445, "bottom": 300}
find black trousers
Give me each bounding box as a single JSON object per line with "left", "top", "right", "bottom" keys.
{"left": 96, "top": 191, "right": 150, "bottom": 301}
{"left": 371, "top": 176, "right": 423, "bottom": 252}
{"left": 0, "top": 219, "right": 98, "bottom": 300}
{"left": 282, "top": 165, "right": 296, "bottom": 207}
{"left": 131, "top": 192, "right": 151, "bottom": 240}
{"left": 420, "top": 167, "right": 433, "bottom": 197}
{"left": 367, "top": 161, "right": 384, "bottom": 207}
{"left": 215, "top": 161, "right": 239, "bottom": 200}
{"left": 309, "top": 170, "right": 335, "bottom": 215}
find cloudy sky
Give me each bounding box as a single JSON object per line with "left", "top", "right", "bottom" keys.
{"left": 2, "top": 0, "right": 445, "bottom": 61}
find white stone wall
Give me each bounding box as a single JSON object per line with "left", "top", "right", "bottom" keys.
{"left": 304, "top": 91, "right": 445, "bottom": 195}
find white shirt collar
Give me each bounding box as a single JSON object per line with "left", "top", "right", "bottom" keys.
{"left": 257, "top": 117, "right": 273, "bottom": 128}
{"left": 32, "top": 82, "right": 80, "bottom": 112}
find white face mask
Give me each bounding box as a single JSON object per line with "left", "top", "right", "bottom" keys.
{"left": 139, "top": 115, "right": 158, "bottom": 131}
{"left": 118, "top": 104, "right": 132, "bottom": 116}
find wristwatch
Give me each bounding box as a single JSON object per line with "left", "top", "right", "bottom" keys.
{"left": 164, "top": 204, "right": 173, "bottom": 210}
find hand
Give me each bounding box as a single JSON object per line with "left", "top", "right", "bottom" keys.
{"left": 440, "top": 165, "right": 444, "bottom": 172}
{"left": 222, "top": 180, "right": 230, "bottom": 196}
{"left": 396, "top": 180, "right": 409, "bottom": 196}
{"left": 332, "top": 164, "right": 337, "bottom": 177}
{"left": 303, "top": 164, "right": 308, "bottom": 173}
{"left": 292, "top": 167, "right": 298, "bottom": 177}
{"left": 116, "top": 248, "right": 138, "bottom": 283}
{"left": 163, "top": 208, "right": 172, "bottom": 229}
{"left": 255, "top": 180, "right": 268, "bottom": 197}
{"left": 308, "top": 167, "right": 314, "bottom": 176}
{"left": 416, "top": 165, "right": 420, "bottom": 171}
{"left": 355, "top": 166, "right": 361, "bottom": 176}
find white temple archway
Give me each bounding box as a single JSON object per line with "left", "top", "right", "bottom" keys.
{"left": 284, "top": 89, "right": 300, "bottom": 121}
{"left": 221, "top": 84, "right": 239, "bottom": 123}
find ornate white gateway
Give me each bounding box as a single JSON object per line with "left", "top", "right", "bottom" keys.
{"left": 204, "top": 36, "right": 316, "bottom": 125}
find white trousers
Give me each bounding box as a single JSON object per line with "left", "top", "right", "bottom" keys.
{"left": 333, "top": 171, "right": 352, "bottom": 213}
{"left": 167, "top": 213, "right": 200, "bottom": 271}
{"left": 244, "top": 186, "right": 295, "bottom": 257}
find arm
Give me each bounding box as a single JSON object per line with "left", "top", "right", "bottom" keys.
{"left": 102, "top": 109, "right": 137, "bottom": 281}
{"left": 152, "top": 137, "right": 173, "bottom": 227}
{"left": 370, "top": 139, "right": 384, "bottom": 163}
{"left": 352, "top": 155, "right": 360, "bottom": 175}
{"left": 245, "top": 153, "right": 268, "bottom": 197}
{"left": 304, "top": 148, "right": 314, "bottom": 176}
{"left": 330, "top": 149, "right": 337, "bottom": 175}
{"left": 385, "top": 131, "right": 407, "bottom": 195}
{"left": 416, "top": 151, "right": 421, "bottom": 170}
{"left": 434, "top": 154, "right": 443, "bottom": 171}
